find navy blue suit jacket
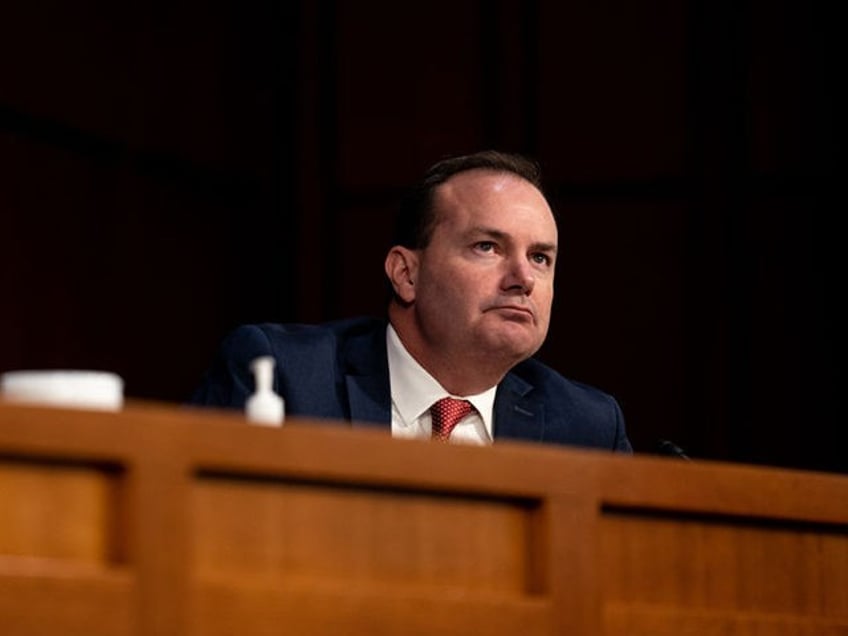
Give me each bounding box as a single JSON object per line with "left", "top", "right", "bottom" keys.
{"left": 190, "top": 317, "right": 632, "bottom": 452}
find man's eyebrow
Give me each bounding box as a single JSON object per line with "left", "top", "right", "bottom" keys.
{"left": 467, "top": 226, "right": 507, "bottom": 240}
{"left": 532, "top": 241, "right": 558, "bottom": 255}
{"left": 468, "top": 226, "right": 558, "bottom": 254}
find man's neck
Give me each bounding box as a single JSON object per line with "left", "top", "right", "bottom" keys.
{"left": 388, "top": 311, "right": 512, "bottom": 396}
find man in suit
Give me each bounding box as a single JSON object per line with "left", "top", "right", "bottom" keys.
{"left": 190, "top": 150, "right": 632, "bottom": 452}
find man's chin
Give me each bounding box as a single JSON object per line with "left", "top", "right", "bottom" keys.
{"left": 480, "top": 330, "right": 542, "bottom": 362}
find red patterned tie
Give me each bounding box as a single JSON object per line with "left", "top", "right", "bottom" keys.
{"left": 430, "top": 397, "right": 473, "bottom": 441}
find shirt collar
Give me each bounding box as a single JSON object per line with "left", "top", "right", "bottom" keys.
{"left": 386, "top": 324, "right": 496, "bottom": 436}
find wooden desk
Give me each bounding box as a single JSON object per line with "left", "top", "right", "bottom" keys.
{"left": 1, "top": 401, "right": 846, "bottom": 635}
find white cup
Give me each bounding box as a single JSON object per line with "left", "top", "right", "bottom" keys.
{"left": 0, "top": 370, "right": 124, "bottom": 411}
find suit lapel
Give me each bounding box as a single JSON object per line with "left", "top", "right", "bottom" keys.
{"left": 493, "top": 372, "right": 545, "bottom": 442}
{"left": 342, "top": 322, "right": 392, "bottom": 429}
{"left": 346, "top": 374, "right": 391, "bottom": 427}
{"left": 336, "top": 320, "right": 544, "bottom": 439}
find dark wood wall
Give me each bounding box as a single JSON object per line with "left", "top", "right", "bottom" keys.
{"left": 0, "top": 1, "right": 840, "bottom": 472}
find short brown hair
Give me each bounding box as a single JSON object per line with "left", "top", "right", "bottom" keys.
{"left": 393, "top": 150, "right": 544, "bottom": 249}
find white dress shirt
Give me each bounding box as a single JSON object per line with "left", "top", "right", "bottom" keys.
{"left": 386, "top": 324, "right": 496, "bottom": 444}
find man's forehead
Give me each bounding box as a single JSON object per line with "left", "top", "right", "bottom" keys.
{"left": 438, "top": 169, "right": 530, "bottom": 197}
{"left": 435, "top": 171, "right": 551, "bottom": 221}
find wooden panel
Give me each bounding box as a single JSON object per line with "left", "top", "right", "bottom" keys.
{"left": 605, "top": 603, "right": 848, "bottom": 636}
{"left": 0, "top": 560, "right": 133, "bottom": 636}
{"left": 536, "top": 0, "right": 687, "bottom": 181}
{"left": 190, "top": 471, "right": 551, "bottom": 634}
{"left": 333, "top": 200, "right": 397, "bottom": 318}
{"left": 334, "top": 1, "right": 486, "bottom": 187}
{"left": 0, "top": 458, "right": 124, "bottom": 563}
{"left": 0, "top": 453, "right": 132, "bottom": 635}
{"left": 2, "top": 402, "right": 848, "bottom": 635}
{"left": 600, "top": 510, "right": 848, "bottom": 618}
{"left": 540, "top": 199, "right": 687, "bottom": 454}
{"left": 192, "top": 474, "right": 541, "bottom": 594}
{"left": 190, "top": 581, "right": 550, "bottom": 636}
{"left": 598, "top": 455, "right": 848, "bottom": 522}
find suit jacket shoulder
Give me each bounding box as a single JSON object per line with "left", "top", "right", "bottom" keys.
{"left": 189, "top": 317, "right": 390, "bottom": 423}
{"left": 495, "top": 357, "right": 632, "bottom": 452}
{"left": 190, "top": 318, "right": 631, "bottom": 452}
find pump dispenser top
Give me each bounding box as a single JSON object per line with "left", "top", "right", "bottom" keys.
{"left": 246, "top": 356, "right": 285, "bottom": 426}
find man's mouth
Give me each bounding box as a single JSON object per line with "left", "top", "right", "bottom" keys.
{"left": 487, "top": 304, "right": 534, "bottom": 320}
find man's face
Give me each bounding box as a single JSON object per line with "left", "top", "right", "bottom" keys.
{"left": 410, "top": 170, "right": 558, "bottom": 368}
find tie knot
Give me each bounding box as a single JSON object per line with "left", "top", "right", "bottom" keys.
{"left": 430, "top": 397, "right": 474, "bottom": 441}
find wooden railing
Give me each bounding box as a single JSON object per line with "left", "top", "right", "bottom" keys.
{"left": 2, "top": 400, "right": 846, "bottom": 635}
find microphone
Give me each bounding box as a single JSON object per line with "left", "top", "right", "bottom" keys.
{"left": 656, "top": 438, "right": 691, "bottom": 460}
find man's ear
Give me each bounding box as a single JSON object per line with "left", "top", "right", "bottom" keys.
{"left": 384, "top": 246, "right": 418, "bottom": 303}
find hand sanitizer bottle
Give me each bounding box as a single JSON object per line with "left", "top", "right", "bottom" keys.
{"left": 246, "top": 356, "right": 285, "bottom": 426}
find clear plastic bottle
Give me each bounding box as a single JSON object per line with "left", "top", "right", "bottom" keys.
{"left": 245, "top": 356, "right": 285, "bottom": 426}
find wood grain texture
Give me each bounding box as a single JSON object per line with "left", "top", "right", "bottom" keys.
{"left": 1, "top": 400, "right": 846, "bottom": 635}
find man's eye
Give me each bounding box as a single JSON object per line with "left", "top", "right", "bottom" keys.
{"left": 532, "top": 253, "right": 552, "bottom": 266}
{"left": 476, "top": 241, "right": 496, "bottom": 252}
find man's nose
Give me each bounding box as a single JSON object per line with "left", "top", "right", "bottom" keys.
{"left": 503, "top": 256, "right": 535, "bottom": 294}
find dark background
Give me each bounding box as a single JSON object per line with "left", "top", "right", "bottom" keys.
{"left": 1, "top": 1, "right": 840, "bottom": 473}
